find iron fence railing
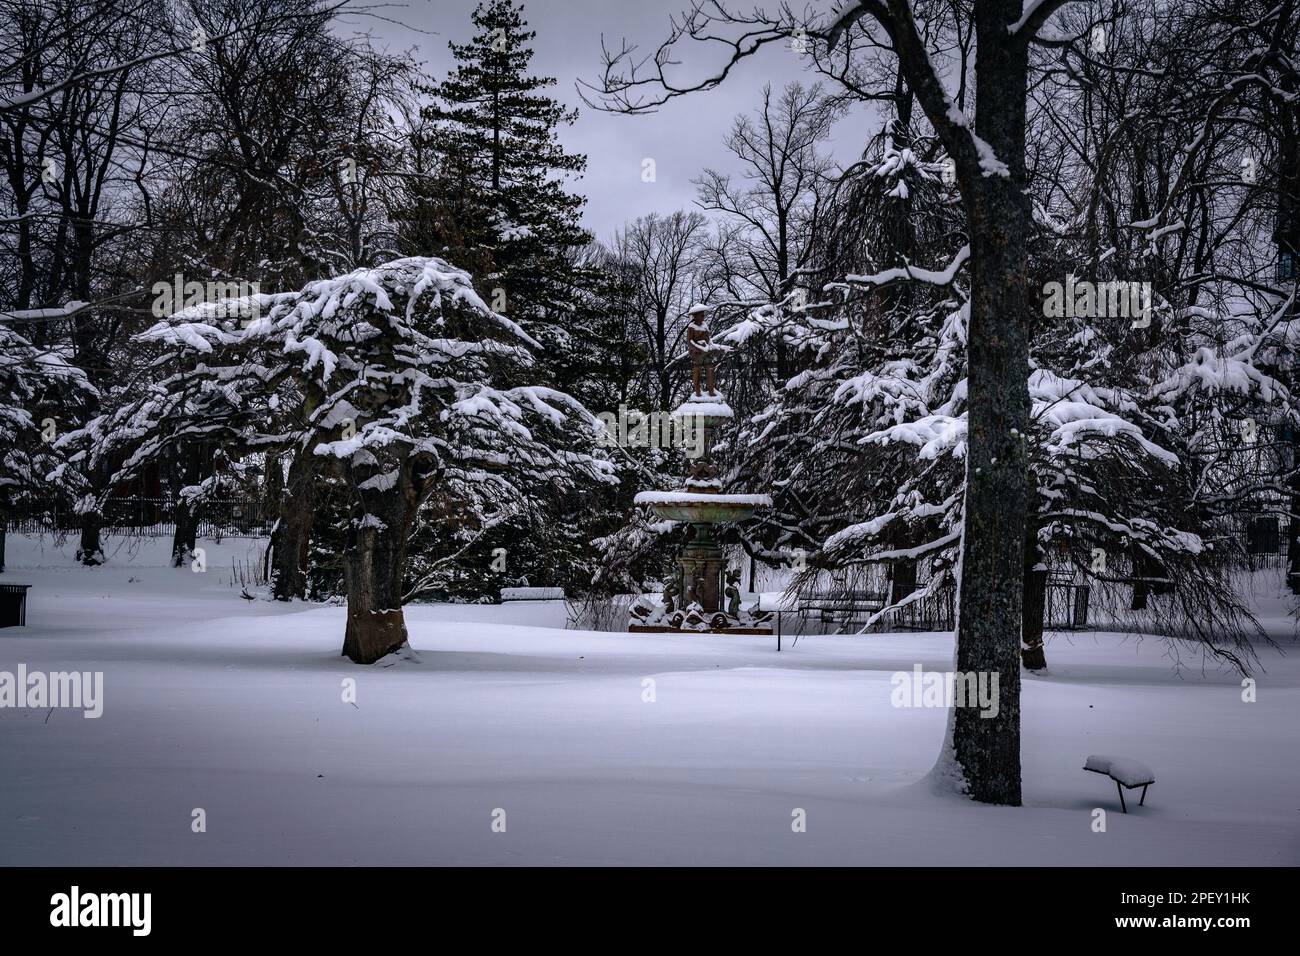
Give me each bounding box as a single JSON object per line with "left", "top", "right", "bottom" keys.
{"left": 5, "top": 497, "right": 272, "bottom": 539}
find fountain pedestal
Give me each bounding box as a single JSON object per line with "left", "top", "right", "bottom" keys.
{"left": 679, "top": 522, "right": 725, "bottom": 613}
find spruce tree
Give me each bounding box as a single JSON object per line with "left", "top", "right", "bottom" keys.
{"left": 402, "top": 0, "right": 640, "bottom": 596}
{"left": 407, "top": 0, "right": 589, "bottom": 336}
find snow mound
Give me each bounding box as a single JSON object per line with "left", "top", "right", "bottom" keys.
{"left": 634, "top": 491, "right": 773, "bottom": 506}
{"left": 674, "top": 399, "right": 733, "bottom": 418}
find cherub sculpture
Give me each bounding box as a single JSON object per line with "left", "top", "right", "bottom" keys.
{"left": 724, "top": 567, "right": 742, "bottom": 618}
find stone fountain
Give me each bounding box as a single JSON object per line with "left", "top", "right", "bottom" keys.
{"left": 628, "top": 305, "right": 774, "bottom": 634}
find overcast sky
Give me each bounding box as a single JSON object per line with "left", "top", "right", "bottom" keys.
{"left": 348, "top": 0, "right": 878, "bottom": 242}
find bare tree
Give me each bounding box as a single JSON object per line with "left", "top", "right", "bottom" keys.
{"left": 695, "top": 81, "right": 838, "bottom": 379}
{"left": 609, "top": 210, "right": 709, "bottom": 410}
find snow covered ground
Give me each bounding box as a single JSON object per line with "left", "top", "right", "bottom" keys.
{"left": 1, "top": 533, "right": 1297, "bottom": 866}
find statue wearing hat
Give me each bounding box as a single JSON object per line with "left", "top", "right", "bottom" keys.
{"left": 686, "top": 303, "right": 720, "bottom": 397}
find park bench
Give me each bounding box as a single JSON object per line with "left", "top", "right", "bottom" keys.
{"left": 499, "top": 586, "right": 565, "bottom": 602}
{"left": 775, "top": 589, "right": 888, "bottom": 650}
{"left": 0, "top": 583, "right": 32, "bottom": 627}
{"left": 1084, "top": 754, "right": 1155, "bottom": 813}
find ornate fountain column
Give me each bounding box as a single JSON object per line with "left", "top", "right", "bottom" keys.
{"left": 628, "top": 305, "right": 773, "bottom": 634}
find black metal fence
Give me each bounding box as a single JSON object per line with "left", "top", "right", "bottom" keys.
{"left": 5, "top": 497, "right": 272, "bottom": 539}
{"left": 1044, "top": 579, "right": 1091, "bottom": 629}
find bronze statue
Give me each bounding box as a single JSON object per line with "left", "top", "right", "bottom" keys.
{"left": 687, "top": 574, "right": 704, "bottom": 608}
{"left": 724, "top": 568, "right": 741, "bottom": 618}
{"left": 686, "top": 305, "right": 718, "bottom": 396}
{"left": 662, "top": 579, "right": 679, "bottom": 614}
{"left": 688, "top": 456, "right": 718, "bottom": 487}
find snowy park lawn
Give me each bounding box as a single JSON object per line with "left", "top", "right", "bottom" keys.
{"left": 1, "top": 533, "right": 1297, "bottom": 866}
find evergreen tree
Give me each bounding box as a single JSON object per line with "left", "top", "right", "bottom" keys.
{"left": 0, "top": 323, "right": 94, "bottom": 571}
{"left": 66, "top": 255, "right": 615, "bottom": 661}
{"left": 400, "top": 0, "right": 639, "bottom": 595}
{"left": 406, "top": 0, "right": 589, "bottom": 337}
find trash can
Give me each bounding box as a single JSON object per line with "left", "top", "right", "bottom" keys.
{"left": 0, "top": 583, "right": 31, "bottom": 627}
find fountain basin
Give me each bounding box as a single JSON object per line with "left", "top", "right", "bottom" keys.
{"left": 634, "top": 490, "right": 772, "bottom": 524}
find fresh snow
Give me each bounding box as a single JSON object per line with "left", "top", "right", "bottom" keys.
{"left": 1, "top": 533, "right": 1297, "bottom": 866}
{"left": 1084, "top": 755, "right": 1156, "bottom": 788}
{"left": 633, "top": 491, "right": 774, "bottom": 506}
{"left": 500, "top": 587, "right": 565, "bottom": 601}
{"left": 674, "top": 400, "right": 734, "bottom": 418}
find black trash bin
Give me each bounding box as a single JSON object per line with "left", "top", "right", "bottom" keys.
{"left": 0, "top": 583, "right": 31, "bottom": 627}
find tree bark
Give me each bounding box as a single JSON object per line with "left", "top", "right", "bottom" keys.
{"left": 890, "top": 558, "right": 918, "bottom": 606}
{"left": 170, "top": 445, "right": 202, "bottom": 568}
{"left": 339, "top": 443, "right": 440, "bottom": 664}
{"left": 947, "top": 3, "right": 1032, "bottom": 806}
{"left": 341, "top": 520, "right": 410, "bottom": 664}
{"left": 1129, "top": 544, "right": 1153, "bottom": 610}
{"left": 341, "top": 492, "right": 418, "bottom": 664}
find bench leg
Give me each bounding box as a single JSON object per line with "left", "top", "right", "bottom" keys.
{"left": 1138, "top": 784, "right": 1149, "bottom": 807}
{"left": 1116, "top": 780, "right": 1127, "bottom": 813}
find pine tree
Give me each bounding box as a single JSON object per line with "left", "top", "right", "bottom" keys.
{"left": 406, "top": 0, "right": 589, "bottom": 330}
{"left": 0, "top": 323, "right": 94, "bottom": 571}
{"left": 401, "top": 0, "right": 636, "bottom": 594}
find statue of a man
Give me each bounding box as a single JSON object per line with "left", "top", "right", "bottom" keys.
{"left": 686, "top": 304, "right": 717, "bottom": 396}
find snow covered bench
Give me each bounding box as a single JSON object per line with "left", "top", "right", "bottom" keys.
{"left": 768, "top": 590, "right": 888, "bottom": 651}
{"left": 499, "top": 587, "right": 565, "bottom": 602}
{"left": 792, "top": 590, "right": 886, "bottom": 631}
{"left": 1084, "top": 754, "right": 1155, "bottom": 813}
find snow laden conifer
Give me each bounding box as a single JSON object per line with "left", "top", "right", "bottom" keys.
{"left": 404, "top": 0, "right": 602, "bottom": 392}
{"left": 401, "top": 0, "right": 636, "bottom": 592}
{"left": 71, "top": 256, "right": 614, "bottom": 663}
{"left": 726, "top": 132, "right": 1278, "bottom": 675}
{"left": 0, "top": 323, "right": 94, "bottom": 570}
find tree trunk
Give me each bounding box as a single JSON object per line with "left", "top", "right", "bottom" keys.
{"left": 890, "top": 558, "right": 918, "bottom": 606}
{"left": 171, "top": 499, "right": 198, "bottom": 568}
{"left": 948, "top": 10, "right": 1032, "bottom": 806}
{"left": 1021, "top": 530, "right": 1048, "bottom": 671}
{"left": 77, "top": 510, "right": 104, "bottom": 566}
{"left": 341, "top": 502, "right": 412, "bottom": 664}
{"left": 1129, "top": 544, "right": 1151, "bottom": 610}
{"left": 270, "top": 450, "right": 315, "bottom": 601}
{"left": 170, "top": 445, "right": 202, "bottom": 568}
